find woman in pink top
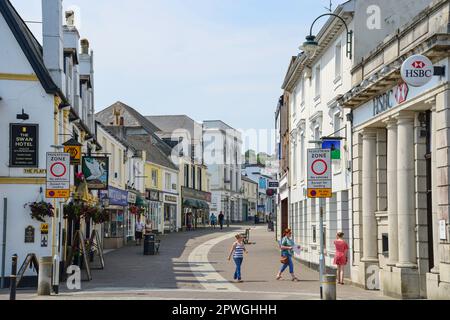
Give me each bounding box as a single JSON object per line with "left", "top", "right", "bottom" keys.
{"left": 334, "top": 232, "right": 349, "bottom": 285}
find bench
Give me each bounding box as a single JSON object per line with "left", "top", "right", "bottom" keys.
{"left": 240, "top": 229, "right": 251, "bottom": 244}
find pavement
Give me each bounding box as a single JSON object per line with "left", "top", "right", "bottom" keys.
{"left": 0, "top": 224, "right": 393, "bottom": 300}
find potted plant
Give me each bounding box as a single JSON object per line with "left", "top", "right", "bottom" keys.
{"left": 25, "top": 201, "right": 55, "bottom": 223}
{"left": 63, "top": 202, "right": 83, "bottom": 221}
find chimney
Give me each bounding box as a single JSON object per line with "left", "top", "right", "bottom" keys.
{"left": 42, "top": 0, "right": 64, "bottom": 90}
{"left": 80, "top": 38, "right": 90, "bottom": 55}
{"left": 65, "top": 10, "right": 75, "bottom": 27}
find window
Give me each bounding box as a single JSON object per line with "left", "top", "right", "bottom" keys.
{"left": 334, "top": 113, "right": 342, "bottom": 137}
{"left": 165, "top": 173, "right": 171, "bottom": 190}
{"left": 315, "top": 65, "right": 321, "bottom": 98}
{"left": 192, "top": 166, "right": 196, "bottom": 189}
{"left": 314, "top": 126, "right": 321, "bottom": 142}
{"left": 335, "top": 42, "right": 342, "bottom": 79}
{"left": 292, "top": 142, "right": 297, "bottom": 183}
{"left": 300, "top": 133, "right": 305, "bottom": 181}
{"left": 184, "top": 164, "right": 189, "bottom": 187}
{"left": 151, "top": 169, "right": 158, "bottom": 187}
{"left": 382, "top": 234, "right": 389, "bottom": 255}
{"left": 301, "top": 79, "right": 305, "bottom": 105}
{"left": 197, "top": 168, "right": 202, "bottom": 190}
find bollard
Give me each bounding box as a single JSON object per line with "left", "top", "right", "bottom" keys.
{"left": 9, "top": 254, "right": 17, "bottom": 300}
{"left": 322, "top": 274, "right": 337, "bottom": 300}
{"left": 37, "top": 256, "right": 53, "bottom": 296}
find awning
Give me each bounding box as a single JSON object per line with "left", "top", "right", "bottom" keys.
{"left": 183, "top": 198, "right": 209, "bottom": 209}
{"left": 197, "top": 200, "right": 209, "bottom": 209}
{"left": 136, "top": 195, "right": 146, "bottom": 207}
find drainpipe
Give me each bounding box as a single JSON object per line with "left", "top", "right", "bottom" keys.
{"left": 1, "top": 198, "right": 7, "bottom": 289}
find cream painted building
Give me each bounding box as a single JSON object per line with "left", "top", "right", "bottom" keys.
{"left": 339, "top": 0, "right": 450, "bottom": 299}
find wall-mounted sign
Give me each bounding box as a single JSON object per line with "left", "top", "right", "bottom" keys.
{"left": 322, "top": 140, "right": 341, "bottom": 160}
{"left": 164, "top": 195, "right": 178, "bottom": 203}
{"left": 24, "top": 168, "right": 46, "bottom": 175}
{"left": 41, "top": 234, "right": 48, "bottom": 247}
{"left": 63, "top": 138, "right": 82, "bottom": 165}
{"left": 127, "top": 191, "right": 137, "bottom": 204}
{"left": 100, "top": 186, "right": 128, "bottom": 207}
{"left": 9, "top": 124, "right": 38, "bottom": 167}
{"left": 372, "top": 82, "right": 410, "bottom": 117}
{"left": 181, "top": 187, "right": 211, "bottom": 202}
{"left": 24, "top": 226, "right": 35, "bottom": 243}
{"left": 268, "top": 181, "right": 279, "bottom": 188}
{"left": 307, "top": 149, "right": 332, "bottom": 198}
{"left": 82, "top": 157, "right": 109, "bottom": 190}
{"left": 401, "top": 54, "right": 434, "bottom": 87}
{"left": 46, "top": 152, "right": 70, "bottom": 198}
{"left": 40, "top": 223, "right": 49, "bottom": 234}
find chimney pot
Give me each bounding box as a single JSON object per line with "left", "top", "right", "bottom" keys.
{"left": 65, "top": 10, "right": 75, "bottom": 26}
{"left": 81, "top": 39, "right": 90, "bottom": 54}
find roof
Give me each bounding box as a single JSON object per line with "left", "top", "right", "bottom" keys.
{"left": 146, "top": 115, "right": 202, "bottom": 136}
{"left": 96, "top": 122, "right": 136, "bottom": 153}
{"left": 0, "top": 0, "right": 65, "bottom": 98}
{"left": 125, "top": 135, "right": 179, "bottom": 171}
{"left": 96, "top": 101, "right": 174, "bottom": 156}
{"left": 242, "top": 176, "right": 258, "bottom": 185}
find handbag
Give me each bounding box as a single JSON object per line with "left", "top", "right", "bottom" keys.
{"left": 280, "top": 255, "right": 289, "bottom": 264}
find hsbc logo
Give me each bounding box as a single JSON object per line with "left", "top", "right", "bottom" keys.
{"left": 394, "top": 83, "right": 409, "bottom": 104}
{"left": 412, "top": 61, "right": 426, "bottom": 69}
{"left": 401, "top": 54, "right": 434, "bottom": 87}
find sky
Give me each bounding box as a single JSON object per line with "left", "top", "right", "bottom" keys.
{"left": 10, "top": 0, "right": 344, "bottom": 138}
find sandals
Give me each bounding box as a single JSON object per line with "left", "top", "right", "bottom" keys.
{"left": 292, "top": 277, "right": 300, "bottom": 282}
{"left": 276, "top": 275, "right": 282, "bottom": 280}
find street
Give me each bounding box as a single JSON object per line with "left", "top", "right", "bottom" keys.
{"left": 0, "top": 225, "right": 391, "bottom": 300}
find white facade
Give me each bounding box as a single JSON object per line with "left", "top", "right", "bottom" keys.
{"left": 203, "top": 120, "right": 243, "bottom": 222}
{"left": 285, "top": 7, "right": 354, "bottom": 273}
{"left": 0, "top": 0, "right": 98, "bottom": 281}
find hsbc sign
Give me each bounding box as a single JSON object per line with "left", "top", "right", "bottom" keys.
{"left": 401, "top": 54, "right": 434, "bottom": 87}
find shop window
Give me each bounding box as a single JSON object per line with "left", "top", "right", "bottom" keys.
{"left": 104, "top": 210, "right": 124, "bottom": 238}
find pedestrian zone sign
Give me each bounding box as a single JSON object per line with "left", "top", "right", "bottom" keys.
{"left": 46, "top": 152, "right": 70, "bottom": 198}
{"left": 307, "top": 149, "right": 332, "bottom": 198}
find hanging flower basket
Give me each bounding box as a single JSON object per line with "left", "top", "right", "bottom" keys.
{"left": 63, "top": 202, "right": 83, "bottom": 221}
{"left": 25, "top": 201, "right": 55, "bottom": 223}
{"left": 91, "top": 208, "right": 110, "bottom": 225}
{"left": 129, "top": 205, "right": 139, "bottom": 215}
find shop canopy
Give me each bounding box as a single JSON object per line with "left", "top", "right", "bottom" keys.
{"left": 183, "top": 198, "right": 209, "bottom": 210}
{"left": 136, "top": 195, "right": 146, "bottom": 207}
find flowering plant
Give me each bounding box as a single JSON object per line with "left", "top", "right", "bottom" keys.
{"left": 75, "top": 172, "right": 85, "bottom": 186}
{"left": 25, "top": 201, "right": 55, "bottom": 223}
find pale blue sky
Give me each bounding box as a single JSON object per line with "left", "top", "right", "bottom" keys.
{"left": 11, "top": 0, "right": 345, "bottom": 132}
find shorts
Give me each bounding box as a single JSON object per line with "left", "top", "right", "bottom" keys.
{"left": 135, "top": 231, "right": 143, "bottom": 240}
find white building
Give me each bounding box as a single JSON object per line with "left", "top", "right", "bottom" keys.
{"left": 339, "top": 0, "right": 450, "bottom": 299}
{"left": 280, "top": 0, "right": 433, "bottom": 283}
{"left": 203, "top": 120, "right": 243, "bottom": 223}
{"left": 0, "top": 0, "right": 99, "bottom": 286}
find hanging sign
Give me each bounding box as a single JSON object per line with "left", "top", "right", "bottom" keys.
{"left": 307, "top": 149, "right": 332, "bottom": 198}
{"left": 46, "top": 152, "right": 71, "bottom": 198}
{"left": 322, "top": 140, "right": 341, "bottom": 160}
{"left": 401, "top": 54, "right": 434, "bottom": 87}
{"left": 9, "top": 124, "right": 39, "bottom": 167}
{"left": 82, "top": 157, "right": 109, "bottom": 190}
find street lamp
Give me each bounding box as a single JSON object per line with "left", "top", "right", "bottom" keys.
{"left": 301, "top": 13, "right": 353, "bottom": 59}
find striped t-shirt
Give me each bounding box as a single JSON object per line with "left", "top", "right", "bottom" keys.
{"left": 233, "top": 242, "right": 245, "bottom": 258}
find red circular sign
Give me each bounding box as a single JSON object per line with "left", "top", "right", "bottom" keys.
{"left": 311, "top": 159, "right": 328, "bottom": 176}
{"left": 50, "top": 162, "right": 67, "bottom": 178}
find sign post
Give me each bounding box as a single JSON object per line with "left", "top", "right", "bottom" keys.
{"left": 307, "top": 148, "right": 332, "bottom": 300}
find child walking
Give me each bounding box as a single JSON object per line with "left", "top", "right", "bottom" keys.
{"left": 228, "top": 234, "right": 248, "bottom": 283}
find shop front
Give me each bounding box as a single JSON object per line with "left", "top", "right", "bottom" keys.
{"left": 181, "top": 187, "right": 211, "bottom": 230}
{"left": 146, "top": 189, "right": 163, "bottom": 234}
{"left": 99, "top": 186, "right": 128, "bottom": 249}
{"left": 339, "top": 11, "right": 450, "bottom": 299}
{"left": 163, "top": 193, "right": 178, "bottom": 233}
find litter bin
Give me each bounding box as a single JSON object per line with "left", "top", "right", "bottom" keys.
{"left": 143, "top": 234, "right": 156, "bottom": 255}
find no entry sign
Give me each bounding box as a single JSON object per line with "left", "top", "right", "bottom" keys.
{"left": 46, "top": 152, "right": 70, "bottom": 198}
{"left": 307, "top": 149, "right": 332, "bottom": 198}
